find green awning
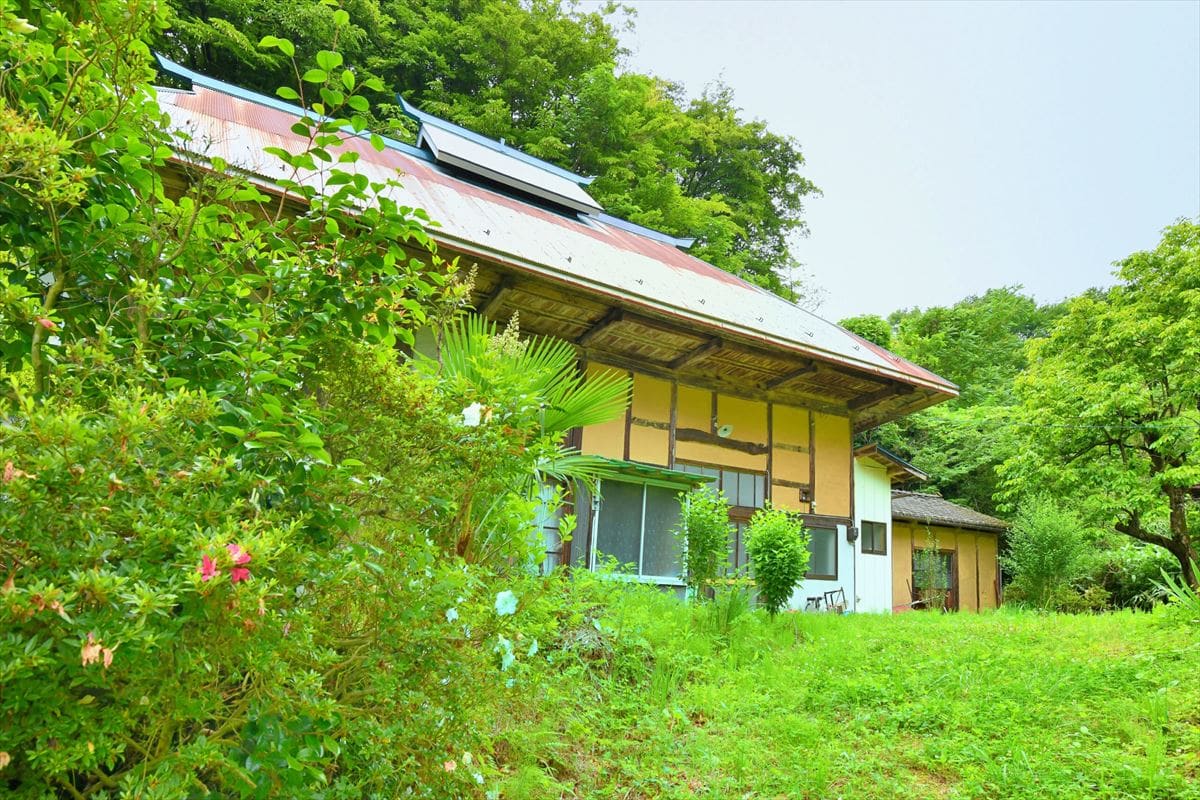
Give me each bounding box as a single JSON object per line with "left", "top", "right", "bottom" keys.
{"left": 592, "top": 457, "right": 716, "bottom": 490}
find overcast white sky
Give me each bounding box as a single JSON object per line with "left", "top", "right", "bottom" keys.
{"left": 596, "top": 0, "right": 1200, "bottom": 321}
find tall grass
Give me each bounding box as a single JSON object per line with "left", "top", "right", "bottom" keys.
{"left": 490, "top": 576, "right": 1200, "bottom": 799}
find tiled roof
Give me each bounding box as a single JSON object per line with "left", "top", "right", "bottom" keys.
{"left": 891, "top": 491, "right": 1008, "bottom": 533}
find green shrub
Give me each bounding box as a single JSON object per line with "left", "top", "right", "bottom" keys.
{"left": 1155, "top": 559, "right": 1200, "bottom": 624}
{"left": 1001, "top": 496, "right": 1092, "bottom": 609}
{"left": 745, "top": 505, "right": 809, "bottom": 616}
{"left": 675, "top": 488, "right": 733, "bottom": 599}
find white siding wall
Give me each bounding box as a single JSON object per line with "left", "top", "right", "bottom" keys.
{"left": 853, "top": 459, "right": 893, "bottom": 612}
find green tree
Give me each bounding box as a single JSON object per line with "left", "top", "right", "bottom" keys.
{"left": 859, "top": 287, "right": 1062, "bottom": 514}
{"left": 675, "top": 486, "right": 733, "bottom": 600}
{"left": 838, "top": 313, "right": 893, "bottom": 348}
{"left": 1000, "top": 220, "right": 1200, "bottom": 588}
{"left": 744, "top": 505, "right": 809, "bottom": 616}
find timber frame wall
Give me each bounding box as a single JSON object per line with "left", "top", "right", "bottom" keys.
{"left": 577, "top": 364, "right": 854, "bottom": 524}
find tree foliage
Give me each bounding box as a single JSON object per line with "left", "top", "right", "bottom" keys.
{"left": 157, "top": 0, "right": 820, "bottom": 299}
{"left": 1001, "top": 496, "right": 1093, "bottom": 609}
{"left": 860, "top": 287, "right": 1062, "bottom": 514}
{"left": 838, "top": 313, "right": 892, "bottom": 348}
{"left": 1000, "top": 220, "right": 1200, "bottom": 588}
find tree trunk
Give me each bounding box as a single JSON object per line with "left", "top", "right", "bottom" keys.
{"left": 1166, "top": 486, "right": 1198, "bottom": 590}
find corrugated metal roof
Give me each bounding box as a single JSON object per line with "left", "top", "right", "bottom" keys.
{"left": 891, "top": 491, "right": 1008, "bottom": 533}
{"left": 153, "top": 59, "right": 957, "bottom": 396}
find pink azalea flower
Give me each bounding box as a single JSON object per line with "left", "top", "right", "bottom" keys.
{"left": 226, "top": 543, "right": 251, "bottom": 583}
{"left": 199, "top": 554, "right": 218, "bottom": 582}
{"left": 226, "top": 543, "right": 251, "bottom": 565}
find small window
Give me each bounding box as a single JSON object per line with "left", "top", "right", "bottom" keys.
{"left": 592, "top": 479, "right": 682, "bottom": 581}
{"left": 861, "top": 520, "right": 887, "bottom": 555}
{"left": 806, "top": 526, "right": 838, "bottom": 580}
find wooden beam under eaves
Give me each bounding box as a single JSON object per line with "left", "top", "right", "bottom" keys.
{"left": 478, "top": 275, "right": 515, "bottom": 317}
{"left": 577, "top": 307, "right": 624, "bottom": 346}
{"left": 848, "top": 383, "right": 915, "bottom": 411}
{"left": 766, "top": 361, "right": 818, "bottom": 391}
{"left": 669, "top": 337, "right": 722, "bottom": 370}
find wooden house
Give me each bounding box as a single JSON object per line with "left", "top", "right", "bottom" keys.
{"left": 155, "top": 57, "right": 961, "bottom": 610}
{"left": 891, "top": 491, "right": 1007, "bottom": 612}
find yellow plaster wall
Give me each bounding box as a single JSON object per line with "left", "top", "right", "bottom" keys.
{"left": 631, "top": 373, "right": 672, "bottom": 423}
{"left": 580, "top": 364, "right": 627, "bottom": 460}
{"left": 977, "top": 534, "right": 999, "bottom": 609}
{"left": 674, "top": 441, "right": 767, "bottom": 472}
{"left": 958, "top": 533, "right": 979, "bottom": 611}
{"left": 813, "top": 412, "right": 851, "bottom": 518}
{"left": 628, "top": 426, "right": 669, "bottom": 466}
{"left": 577, "top": 368, "right": 852, "bottom": 522}
{"left": 717, "top": 394, "right": 767, "bottom": 443}
{"left": 891, "top": 522, "right": 1001, "bottom": 612}
{"left": 676, "top": 385, "right": 711, "bottom": 432}
{"left": 772, "top": 405, "right": 809, "bottom": 448}
{"left": 891, "top": 522, "right": 913, "bottom": 608}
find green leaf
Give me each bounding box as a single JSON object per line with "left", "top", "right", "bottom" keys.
{"left": 332, "top": 9, "right": 350, "bottom": 26}
{"left": 302, "top": 69, "right": 328, "bottom": 85}
{"left": 276, "top": 86, "right": 301, "bottom": 101}
{"left": 218, "top": 425, "right": 246, "bottom": 438}
{"left": 315, "top": 50, "right": 343, "bottom": 73}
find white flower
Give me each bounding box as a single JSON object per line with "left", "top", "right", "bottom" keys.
{"left": 527, "top": 638, "right": 539, "bottom": 657}
{"left": 445, "top": 607, "right": 459, "bottom": 623}
{"left": 461, "top": 402, "right": 484, "bottom": 427}
{"left": 474, "top": 772, "right": 484, "bottom": 785}
{"left": 462, "top": 752, "right": 473, "bottom": 766}
{"left": 494, "top": 590, "right": 518, "bottom": 616}
{"left": 495, "top": 635, "right": 515, "bottom": 670}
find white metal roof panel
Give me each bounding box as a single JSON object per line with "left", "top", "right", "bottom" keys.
{"left": 418, "top": 124, "right": 603, "bottom": 215}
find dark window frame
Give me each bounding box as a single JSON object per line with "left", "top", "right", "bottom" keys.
{"left": 861, "top": 520, "right": 888, "bottom": 556}
{"left": 804, "top": 524, "right": 839, "bottom": 581}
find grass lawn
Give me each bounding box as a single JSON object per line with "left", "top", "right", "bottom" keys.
{"left": 497, "top": 592, "right": 1200, "bottom": 800}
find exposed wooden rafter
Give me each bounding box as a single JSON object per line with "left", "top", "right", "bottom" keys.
{"left": 766, "top": 361, "right": 818, "bottom": 390}
{"left": 848, "top": 383, "right": 915, "bottom": 411}
{"left": 669, "top": 337, "right": 722, "bottom": 370}
{"left": 577, "top": 307, "right": 625, "bottom": 346}
{"left": 478, "top": 275, "right": 515, "bottom": 317}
